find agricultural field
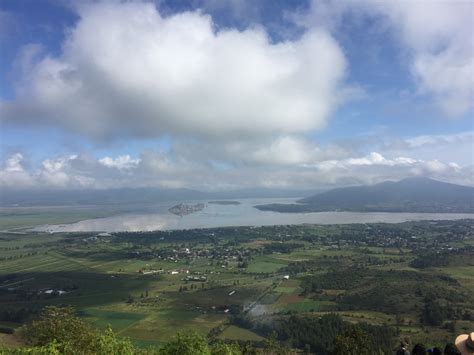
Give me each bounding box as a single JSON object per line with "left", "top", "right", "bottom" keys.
{"left": 0, "top": 206, "right": 122, "bottom": 231}
{"left": 0, "top": 220, "right": 473, "bottom": 351}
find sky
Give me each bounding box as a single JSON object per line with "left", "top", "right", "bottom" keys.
{"left": 0, "top": 0, "right": 473, "bottom": 191}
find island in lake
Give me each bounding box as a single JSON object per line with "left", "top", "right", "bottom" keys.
{"left": 208, "top": 200, "right": 241, "bottom": 205}
{"left": 168, "top": 203, "right": 205, "bottom": 216}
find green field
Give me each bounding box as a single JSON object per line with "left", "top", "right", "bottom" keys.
{"left": 246, "top": 261, "right": 286, "bottom": 273}
{"left": 80, "top": 309, "right": 145, "bottom": 330}
{"left": 0, "top": 219, "right": 473, "bottom": 350}
{"left": 0, "top": 206, "right": 120, "bottom": 231}
{"left": 219, "top": 325, "right": 263, "bottom": 341}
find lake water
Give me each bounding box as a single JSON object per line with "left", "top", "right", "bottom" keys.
{"left": 32, "top": 198, "right": 474, "bottom": 233}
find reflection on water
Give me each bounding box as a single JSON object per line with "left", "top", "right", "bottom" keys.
{"left": 32, "top": 198, "right": 474, "bottom": 233}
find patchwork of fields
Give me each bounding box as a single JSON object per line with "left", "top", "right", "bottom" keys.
{"left": 0, "top": 218, "right": 473, "bottom": 349}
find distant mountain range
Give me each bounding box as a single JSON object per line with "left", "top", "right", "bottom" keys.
{"left": 0, "top": 187, "right": 317, "bottom": 207}
{"left": 255, "top": 177, "right": 474, "bottom": 213}
{"left": 3, "top": 178, "right": 473, "bottom": 213}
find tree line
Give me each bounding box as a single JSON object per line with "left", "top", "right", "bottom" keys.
{"left": 1, "top": 306, "right": 397, "bottom": 355}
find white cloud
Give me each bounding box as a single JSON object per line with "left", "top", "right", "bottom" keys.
{"left": 413, "top": 49, "right": 473, "bottom": 116}
{"left": 0, "top": 153, "right": 35, "bottom": 188}
{"left": 385, "top": 0, "right": 474, "bottom": 117}
{"left": 99, "top": 155, "right": 140, "bottom": 169}
{"left": 1, "top": 1, "right": 347, "bottom": 140}
{"left": 250, "top": 136, "right": 318, "bottom": 165}
{"left": 300, "top": 0, "right": 474, "bottom": 117}
{"left": 302, "top": 152, "right": 468, "bottom": 186}
{"left": 405, "top": 131, "right": 474, "bottom": 148}
{"left": 311, "top": 152, "right": 417, "bottom": 170}
{"left": 37, "top": 155, "right": 94, "bottom": 188}
{"left": 382, "top": 131, "right": 474, "bottom": 166}
{"left": 248, "top": 135, "right": 357, "bottom": 166}
{"left": 168, "top": 134, "right": 353, "bottom": 169}
{"left": 1, "top": 144, "right": 471, "bottom": 191}
{"left": 4, "top": 153, "right": 25, "bottom": 172}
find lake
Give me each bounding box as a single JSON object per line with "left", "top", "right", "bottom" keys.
{"left": 31, "top": 198, "right": 474, "bottom": 233}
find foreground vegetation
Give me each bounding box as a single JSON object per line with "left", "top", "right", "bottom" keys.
{"left": 1, "top": 306, "right": 389, "bottom": 354}
{"left": 0, "top": 218, "right": 473, "bottom": 353}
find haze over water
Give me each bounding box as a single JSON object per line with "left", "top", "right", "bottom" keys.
{"left": 33, "top": 198, "right": 474, "bottom": 233}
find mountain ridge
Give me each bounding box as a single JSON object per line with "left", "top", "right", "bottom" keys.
{"left": 0, "top": 187, "right": 319, "bottom": 207}
{"left": 255, "top": 177, "right": 474, "bottom": 213}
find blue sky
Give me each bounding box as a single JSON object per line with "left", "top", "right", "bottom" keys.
{"left": 0, "top": 0, "right": 473, "bottom": 190}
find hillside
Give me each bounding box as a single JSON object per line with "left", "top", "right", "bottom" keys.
{"left": 255, "top": 177, "right": 474, "bottom": 213}
{"left": 0, "top": 187, "right": 316, "bottom": 207}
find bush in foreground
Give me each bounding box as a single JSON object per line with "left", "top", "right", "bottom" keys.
{"left": 0, "top": 306, "right": 297, "bottom": 354}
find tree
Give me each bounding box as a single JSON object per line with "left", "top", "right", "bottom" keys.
{"left": 262, "top": 332, "right": 294, "bottom": 355}
{"left": 93, "top": 327, "right": 137, "bottom": 355}
{"left": 21, "top": 306, "right": 97, "bottom": 353}
{"left": 421, "top": 298, "right": 445, "bottom": 326}
{"left": 332, "top": 326, "right": 381, "bottom": 355}
{"left": 210, "top": 341, "right": 242, "bottom": 355}
{"left": 11, "top": 306, "right": 158, "bottom": 355}
{"left": 160, "top": 331, "right": 211, "bottom": 355}
{"left": 3, "top": 340, "right": 62, "bottom": 354}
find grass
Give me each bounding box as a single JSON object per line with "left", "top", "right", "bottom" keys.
{"left": 0, "top": 207, "right": 118, "bottom": 231}
{"left": 259, "top": 291, "right": 281, "bottom": 305}
{"left": 219, "top": 325, "right": 264, "bottom": 341}
{"left": 270, "top": 249, "right": 324, "bottom": 262}
{"left": 0, "top": 321, "right": 21, "bottom": 329}
{"left": 279, "top": 299, "right": 326, "bottom": 312}
{"left": 439, "top": 266, "right": 474, "bottom": 293}
{"left": 124, "top": 310, "right": 225, "bottom": 343}
{"left": 246, "top": 256, "right": 288, "bottom": 273}
{"left": 274, "top": 286, "right": 297, "bottom": 294}
{"left": 80, "top": 309, "right": 146, "bottom": 332}
{"left": 441, "top": 266, "right": 474, "bottom": 278}
{"left": 172, "top": 283, "right": 269, "bottom": 308}
{"left": 0, "top": 333, "right": 22, "bottom": 348}
{"left": 0, "top": 271, "right": 152, "bottom": 311}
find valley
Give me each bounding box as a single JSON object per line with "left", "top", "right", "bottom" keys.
{"left": 1, "top": 220, "right": 473, "bottom": 352}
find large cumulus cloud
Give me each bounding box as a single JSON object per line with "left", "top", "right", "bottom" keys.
{"left": 1, "top": 1, "right": 346, "bottom": 140}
